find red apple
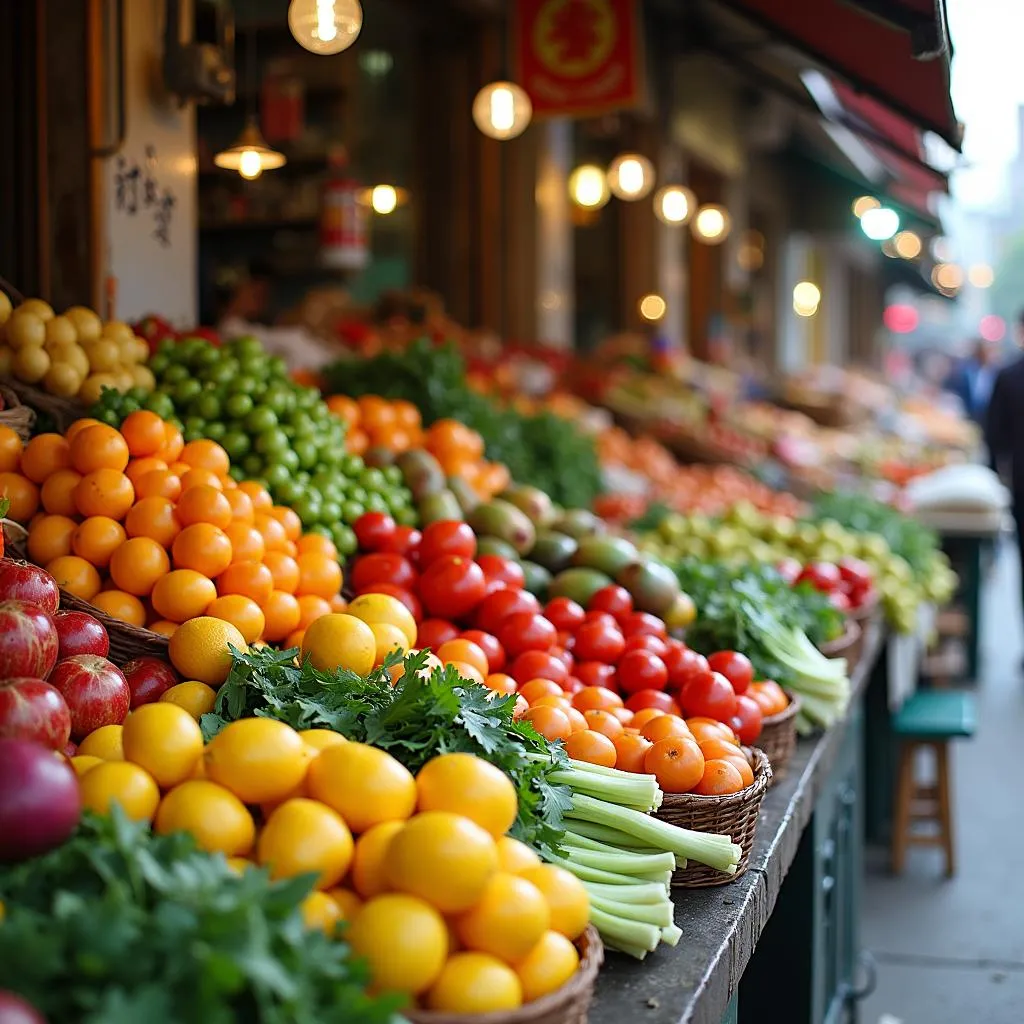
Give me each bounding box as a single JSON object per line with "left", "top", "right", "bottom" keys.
{"left": 63, "top": 739, "right": 78, "bottom": 757}
{"left": 0, "top": 601, "right": 59, "bottom": 680}
{"left": 48, "top": 655, "right": 130, "bottom": 740}
{"left": 0, "top": 677, "right": 72, "bottom": 750}
{"left": 53, "top": 610, "right": 110, "bottom": 660}
{"left": 122, "top": 657, "right": 179, "bottom": 708}
{"left": 0, "top": 559, "right": 60, "bottom": 615}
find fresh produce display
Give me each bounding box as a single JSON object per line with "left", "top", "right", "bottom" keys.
{"left": 88, "top": 335, "right": 415, "bottom": 537}
{"left": 0, "top": 296, "right": 154, "bottom": 402}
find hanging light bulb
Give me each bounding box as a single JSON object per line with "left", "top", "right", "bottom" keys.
{"left": 793, "top": 281, "right": 821, "bottom": 317}
{"left": 852, "top": 196, "right": 880, "bottom": 219}
{"left": 607, "top": 154, "right": 655, "bottom": 200}
{"left": 472, "top": 81, "right": 532, "bottom": 140}
{"left": 569, "top": 164, "right": 610, "bottom": 209}
{"left": 893, "top": 231, "right": 922, "bottom": 259}
{"left": 691, "top": 204, "right": 731, "bottom": 244}
{"left": 860, "top": 207, "right": 900, "bottom": 241}
{"left": 371, "top": 185, "right": 398, "bottom": 215}
{"left": 638, "top": 294, "right": 667, "bottom": 321}
{"left": 289, "top": 0, "right": 363, "bottom": 55}
{"left": 653, "top": 185, "right": 696, "bottom": 225}
{"left": 214, "top": 118, "right": 286, "bottom": 179}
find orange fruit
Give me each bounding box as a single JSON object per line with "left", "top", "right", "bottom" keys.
{"left": 39, "top": 469, "right": 82, "bottom": 516}
{"left": 391, "top": 400, "right": 421, "bottom": 431}
{"left": 0, "top": 426, "right": 24, "bottom": 472}
{"left": 27, "top": 514, "right": 77, "bottom": 564}
{"left": 221, "top": 477, "right": 237, "bottom": 490}
{"left": 172, "top": 523, "right": 233, "bottom": 577}
{"left": 345, "top": 430, "right": 369, "bottom": 455}
{"left": 224, "top": 522, "right": 265, "bottom": 563}
{"left": 125, "top": 456, "right": 168, "bottom": 486}
{"left": 108, "top": 536, "right": 170, "bottom": 596}
{"left": 71, "top": 516, "right": 127, "bottom": 568}
{"left": 284, "top": 628, "right": 305, "bottom": 649}
{"left": 148, "top": 619, "right": 178, "bottom": 637}
{"left": 151, "top": 569, "right": 217, "bottom": 623}
{"left": 295, "top": 552, "right": 343, "bottom": 599}
{"left": 224, "top": 488, "right": 254, "bottom": 524}
{"left": 175, "top": 485, "right": 232, "bottom": 529}
{"left": 357, "top": 395, "right": 396, "bottom": 431}
{"left": 262, "top": 551, "right": 300, "bottom": 594}
{"left": 91, "top": 589, "right": 147, "bottom": 627}
{"left": 261, "top": 590, "right": 301, "bottom": 642}
{"left": 206, "top": 594, "right": 266, "bottom": 644}
{"left": 120, "top": 411, "right": 167, "bottom": 458}
{"left": 326, "top": 394, "right": 360, "bottom": 427}
{"left": 217, "top": 560, "right": 274, "bottom": 605}
{"left": 268, "top": 506, "right": 302, "bottom": 542}
{"left": 46, "top": 555, "right": 101, "bottom": 601}
{"left": 69, "top": 424, "right": 130, "bottom": 474}
{"left": 296, "top": 533, "right": 338, "bottom": 560}
{"left": 180, "top": 439, "right": 230, "bottom": 478}
{"left": 74, "top": 469, "right": 134, "bottom": 520}
{"left": 254, "top": 513, "right": 288, "bottom": 552}
{"left": 0, "top": 472, "right": 40, "bottom": 523}
{"left": 125, "top": 496, "right": 181, "bottom": 547}
{"left": 237, "top": 481, "right": 272, "bottom": 511}
{"left": 65, "top": 418, "right": 103, "bottom": 443}
{"left": 297, "top": 594, "right": 332, "bottom": 630}
{"left": 329, "top": 594, "right": 348, "bottom": 613}
{"left": 155, "top": 423, "right": 184, "bottom": 463}
{"left": 134, "top": 469, "right": 182, "bottom": 502}
{"left": 19, "top": 434, "right": 71, "bottom": 484}
{"left": 180, "top": 468, "right": 223, "bottom": 492}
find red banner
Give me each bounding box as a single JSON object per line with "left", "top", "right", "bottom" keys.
{"left": 514, "top": 0, "right": 645, "bottom": 118}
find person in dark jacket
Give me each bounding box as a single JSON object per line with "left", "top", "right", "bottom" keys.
{"left": 948, "top": 338, "right": 1001, "bottom": 425}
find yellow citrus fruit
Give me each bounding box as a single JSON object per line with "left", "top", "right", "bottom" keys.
{"left": 454, "top": 871, "right": 550, "bottom": 962}
{"left": 496, "top": 836, "right": 542, "bottom": 874}
{"left": 154, "top": 779, "right": 255, "bottom": 855}
{"left": 204, "top": 717, "right": 309, "bottom": 804}
{"left": 12, "top": 346, "right": 50, "bottom": 384}
{"left": 367, "top": 621, "right": 408, "bottom": 667}
{"left": 150, "top": 570, "right": 217, "bottom": 623}
{"left": 45, "top": 555, "right": 101, "bottom": 601}
{"left": 69, "top": 754, "right": 104, "bottom": 777}
{"left": 91, "top": 590, "right": 146, "bottom": 628}
{"left": 65, "top": 306, "right": 102, "bottom": 342}
{"left": 159, "top": 681, "right": 217, "bottom": 720}
{"left": 167, "top": 616, "right": 246, "bottom": 686}
{"left": 348, "top": 893, "right": 448, "bottom": 996}
{"left": 44, "top": 361, "right": 85, "bottom": 398}
{"left": 385, "top": 811, "right": 499, "bottom": 914}
{"left": 256, "top": 797, "right": 354, "bottom": 890}
{"left": 426, "top": 952, "right": 523, "bottom": 1013}
{"left": 514, "top": 930, "right": 580, "bottom": 1001}
{"left": 122, "top": 702, "right": 204, "bottom": 787}
{"left": 6, "top": 310, "right": 46, "bottom": 348}
{"left": 351, "top": 820, "right": 404, "bottom": 899}
{"left": 225, "top": 856, "right": 251, "bottom": 874}
{"left": 79, "top": 761, "right": 161, "bottom": 822}
{"left": 26, "top": 514, "right": 77, "bottom": 564}
{"left": 205, "top": 594, "right": 265, "bottom": 645}
{"left": 415, "top": 752, "right": 518, "bottom": 839}
{"left": 71, "top": 515, "right": 126, "bottom": 568}
{"left": 300, "top": 613, "right": 376, "bottom": 675}
{"left": 346, "top": 593, "right": 417, "bottom": 648}
{"left": 520, "top": 864, "right": 590, "bottom": 940}
{"left": 301, "top": 891, "right": 344, "bottom": 935}
{"left": 306, "top": 741, "right": 416, "bottom": 834}
{"left": 77, "top": 724, "right": 124, "bottom": 760}
{"left": 326, "top": 888, "right": 363, "bottom": 920}
{"left": 298, "top": 729, "right": 346, "bottom": 754}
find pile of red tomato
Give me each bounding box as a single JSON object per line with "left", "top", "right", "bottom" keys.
{"left": 777, "top": 556, "right": 877, "bottom": 613}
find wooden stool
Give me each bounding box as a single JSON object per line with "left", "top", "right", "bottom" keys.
{"left": 891, "top": 690, "right": 976, "bottom": 877}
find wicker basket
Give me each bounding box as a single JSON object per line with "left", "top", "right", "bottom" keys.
{"left": 0, "top": 384, "right": 36, "bottom": 441}
{"left": 820, "top": 618, "right": 863, "bottom": 673}
{"left": 655, "top": 747, "right": 772, "bottom": 888}
{"left": 405, "top": 926, "right": 603, "bottom": 1024}
{"left": 757, "top": 694, "right": 801, "bottom": 783}
{"left": 0, "top": 376, "right": 87, "bottom": 434}
{"left": 848, "top": 591, "right": 879, "bottom": 625}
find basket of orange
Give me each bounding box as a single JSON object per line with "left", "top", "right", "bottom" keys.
{"left": 747, "top": 681, "right": 801, "bottom": 783}
{"left": 0, "top": 387, "right": 35, "bottom": 442}
{"left": 327, "top": 394, "right": 425, "bottom": 457}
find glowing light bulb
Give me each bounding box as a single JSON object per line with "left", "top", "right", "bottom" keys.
{"left": 968, "top": 263, "right": 994, "bottom": 288}
{"left": 371, "top": 185, "right": 398, "bottom": 215}
{"left": 932, "top": 263, "right": 964, "bottom": 290}
{"left": 638, "top": 294, "right": 666, "bottom": 321}
{"left": 654, "top": 185, "right": 695, "bottom": 225}
{"left": 793, "top": 281, "right": 821, "bottom": 309}
{"left": 238, "top": 150, "right": 263, "bottom": 180}
{"left": 692, "top": 204, "right": 731, "bottom": 244}
{"left": 852, "top": 196, "right": 880, "bottom": 218}
{"left": 893, "top": 231, "right": 921, "bottom": 259}
{"left": 472, "top": 81, "right": 532, "bottom": 140}
{"left": 860, "top": 206, "right": 899, "bottom": 241}
{"left": 607, "top": 154, "right": 654, "bottom": 200}
{"left": 288, "top": 0, "right": 362, "bottom": 55}
{"left": 569, "top": 165, "right": 610, "bottom": 209}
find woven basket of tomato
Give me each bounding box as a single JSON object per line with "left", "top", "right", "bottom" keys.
{"left": 819, "top": 618, "right": 863, "bottom": 676}
{"left": 752, "top": 687, "right": 801, "bottom": 784}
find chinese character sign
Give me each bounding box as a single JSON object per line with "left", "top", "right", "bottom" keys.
{"left": 514, "top": 0, "right": 645, "bottom": 118}
{"left": 114, "top": 145, "right": 177, "bottom": 249}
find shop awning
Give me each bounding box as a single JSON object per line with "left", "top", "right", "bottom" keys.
{"left": 715, "top": 0, "right": 961, "bottom": 148}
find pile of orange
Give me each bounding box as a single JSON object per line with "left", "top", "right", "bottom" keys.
{"left": 326, "top": 395, "right": 424, "bottom": 456}
{"left": 0, "top": 414, "right": 344, "bottom": 645}
{"left": 421, "top": 419, "right": 509, "bottom": 501}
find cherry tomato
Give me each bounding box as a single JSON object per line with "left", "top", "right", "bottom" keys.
{"left": 623, "top": 634, "right": 669, "bottom": 658}
{"left": 575, "top": 661, "right": 617, "bottom": 689}
{"left": 549, "top": 645, "right": 574, "bottom": 674}
{"left": 498, "top": 611, "right": 557, "bottom": 657}
{"left": 482, "top": 578, "right": 509, "bottom": 598}
{"left": 619, "top": 611, "right": 667, "bottom": 639}
{"left": 353, "top": 511, "right": 397, "bottom": 552}
{"left": 437, "top": 639, "right": 490, "bottom": 678}
{"left": 796, "top": 561, "right": 842, "bottom": 594}
{"left": 616, "top": 649, "right": 669, "bottom": 695}
{"left": 559, "top": 675, "right": 584, "bottom": 695}
{"left": 678, "top": 671, "right": 739, "bottom": 722}
{"left": 367, "top": 583, "right": 423, "bottom": 622}
{"left": 418, "top": 556, "right": 487, "bottom": 620}
{"left": 510, "top": 650, "right": 569, "bottom": 686}
{"left": 474, "top": 589, "right": 541, "bottom": 635}
{"left": 589, "top": 585, "right": 633, "bottom": 619}
{"left": 555, "top": 630, "right": 575, "bottom": 651}
{"left": 838, "top": 556, "right": 873, "bottom": 590}
{"left": 378, "top": 526, "right": 422, "bottom": 557}
{"left": 829, "top": 590, "right": 852, "bottom": 612}
{"left": 729, "top": 694, "right": 764, "bottom": 744}
{"left": 776, "top": 558, "right": 802, "bottom": 585}
{"left": 668, "top": 648, "right": 713, "bottom": 691}
{"left": 571, "top": 685, "right": 623, "bottom": 711}
{"left": 460, "top": 629, "right": 506, "bottom": 673}
{"left": 523, "top": 705, "right": 572, "bottom": 742}
{"left": 476, "top": 555, "right": 525, "bottom": 590}
{"left": 707, "top": 651, "right": 754, "bottom": 696}
{"left": 418, "top": 520, "right": 477, "bottom": 566}
{"left": 416, "top": 618, "right": 460, "bottom": 650}
{"left": 583, "top": 610, "right": 617, "bottom": 628}
{"left": 351, "top": 552, "right": 418, "bottom": 593}
{"left": 544, "top": 597, "right": 586, "bottom": 632}
{"left": 565, "top": 729, "right": 618, "bottom": 767}
{"left": 625, "top": 689, "right": 681, "bottom": 715}
{"left": 573, "top": 620, "right": 626, "bottom": 664}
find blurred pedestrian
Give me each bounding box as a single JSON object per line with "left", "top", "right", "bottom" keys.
{"left": 947, "top": 338, "right": 1001, "bottom": 425}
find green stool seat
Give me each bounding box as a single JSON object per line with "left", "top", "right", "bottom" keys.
{"left": 892, "top": 690, "right": 976, "bottom": 740}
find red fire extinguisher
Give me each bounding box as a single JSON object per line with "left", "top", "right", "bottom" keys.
{"left": 320, "top": 146, "right": 368, "bottom": 271}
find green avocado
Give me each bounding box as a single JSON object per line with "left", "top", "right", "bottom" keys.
{"left": 552, "top": 508, "right": 606, "bottom": 540}
{"left": 418, "top": 489, "right": 464, "bottom": 524}
{"left": 616, "top": 559, "right": 681, "bottom": 616}
{"left": 547, "top": 567, "right": 614, "bottom": 607}
{"left": 499, "top": 484, "right": 556, "bottom": 527}
{"left": 447, "top": 475, "right": 481, "bottom": 515}
{"left": 520, "top": 560, "right": 553, "bottom": 599}
{"left": 572, "top": 535, "right": 639, "bottom": 577}
{"left": 476, "top": 536, "right": 520, "bottom": 560}
{"left": 529, "top": 531, "right": 579, "bottom": 573}
{"left": 396, "top": 449, "right": 447, "bottom": 502}
{"left": 467, "top": 499, "right": 537, "bottom": 555}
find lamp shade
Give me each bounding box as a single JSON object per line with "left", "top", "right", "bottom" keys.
{"left": 214, "top": 119, "right": 286, "bottom": 179}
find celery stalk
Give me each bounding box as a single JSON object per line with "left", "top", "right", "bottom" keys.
{"left": 562, "top": 832, "right": 665, "bottom": 858}
{"left": 589, "top": 906, "right": 661, "bottom": 953}
{"left": 566, "top": 847, "right": 676, "bottom": 876}
{"left": 660, "top": 923, "right": 683, "bottom": 947}
{"left": 581, "top": 880, "right": 671, "bottom": 904}
{"left": 589, "top": 893, "right": 673, "bottom": 928}
{"left": 566, "top": 820, "right": 665, "bottom": 849}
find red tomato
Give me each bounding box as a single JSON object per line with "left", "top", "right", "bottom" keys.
{"left": 575, "top": 661, "right": 617, "bottom": 689}
{"left": 367, "top": 583, "right": 423, "bottom": 622}
{"left": 667, "top": 648, "right": 713, "bottom": 691}
{"left": 829, "top": 590, "right": 852, "bottom": 611}
{"left": 550, "top": 644, "right": 574, "bottom": 670}
{"left": 418, "top": 521, "right": 477, "bottom": 566}
{"left": 588, "top": 585, "right": 633, "bottom": 619}
{"left": 418, "top": 556, "right": 487, "bottom": 620}
{"left": 351, "top": 552, "right": 418, "bottom": 593}
{"left": 474, "top": 589, "right": 541, "bottom": 635}
{"left": 623, "top": 634, "right": 669, "bottom": 658}
{"left": 378, "top": 526, "right": 422, "bottom": 557}
{"left": 707, "top": 651, "right": 754, "bottom": 696}
{"left": 796, "top": 561, "right": 842, "bottom": 594}
{"left": 510, "top": 650, "right": 568, "bottom": 685}
{"left": 573, "top": 620, "right": 626, "bottom": 664}
{"left": 481, "top": 578, "right": 509, "bottom": 598}
{"left": 730, "top": 694, "right": 764, "bottom": 744}
{"left": 619, "top": 612, "right": 667, "bottom": 639}
{"left": 498, "top": 611, "right": 557, "bottom": 657}
{"left": 476, "top": 555, "right": 525, "bottom": 590}
{"left": 416, "top": 618, "right": 460, "bottom": 650}
{"left": 583, "top": 610, "right": 617, "bottom": 628}
{"left": 353, "top": 512, "right": 397, "bottom": 552}
{"left": 560, "top": 676, "right": 585, "bottom": 695}
{"left": 544, "top": 597, "right": 586, "bottom": 632}
{"left": 460, "top": 629, "right": 505, "bottom": 673}
{"left": 625, "top": 689, "right": 681, "bottom": 715}
{"left": 555, "top": 630, "right": 575, "bottom": 651}
{"left": 678, "top": 671, "right": 739, "bottom": 722}
{"left": 838, "top": 556, "right": 873, "bottom": 589}
{"left": 616, "top": 649, "right": 669, "bottom": 695}
{"left": 776, "top": 558, "right": 802, "bottom": 584}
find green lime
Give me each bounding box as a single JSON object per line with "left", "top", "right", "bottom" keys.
{"left": 333, "top": 525, "right": 357, "bottom": 557}
{"left": 222, "top": 431, "right": 250, "bottom": 459}
{"left": 365, "top": 493, "right": 389, "bottom": 514}
{"left": 276, "top": 480, "right": 304, "bottom": 504}
{"left": 320, "top": 500, "right": 342, "bottom": 525}
{"left": 359, "top": 468, "right": 387, "bottom": 491}
{"left": 246, "top": 408, "right": 278, "bottom": 433}
{"left": 394, "top": 506, "right": 418, "bottom": 527}
{"left": 383, "top": 466, "right": 403, "bottom": 486}
{"left": 277, "top": 449, "right": 300, "bottom": 472}
{"left": 174, "top": 380, "right": 202, "bottom": 404}
{"left": 205, "top": 421, "right": 226, "bottom": 441}
{"left": 255, "top": 428, "right": 290, "bottom": 456}
{"left": 196, "top": 394, "right": 221, "bottom": 420}
{"left": 242, "top": 453, "right": 263, "bottom": 477}
{"left": 341, "top": 501, "right": 365, "bottom": 524}
{"left": 340, "top": 455, "right": 364, "bottom": 477}
{"left": 224, "top": 393, "right": 252, "bottom": 419}
{"left": 265, "top": 464, "right": 290, "bottom": 488}
{"left": 163, "top": 364, "right": 189, "bottom": 384}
